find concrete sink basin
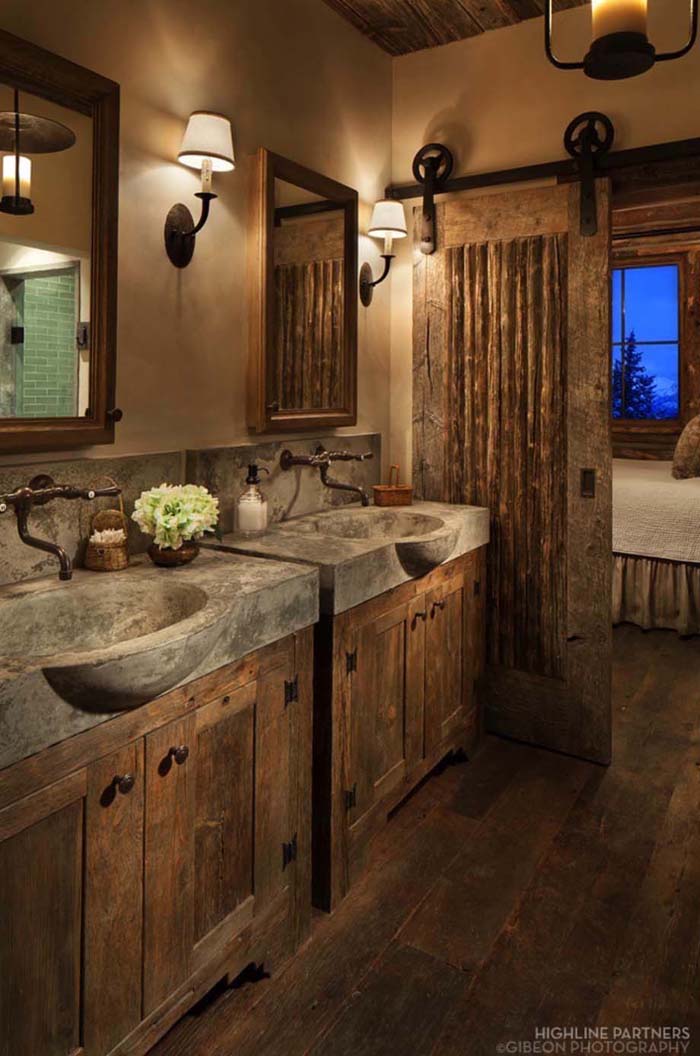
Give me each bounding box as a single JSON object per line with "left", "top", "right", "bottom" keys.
{"left": 209, "top": 500, "right": 489, "bottom": 616}
{"left": 279, "top": 506, "right": 458, "bottom": 576}
{"left": 0, "top": 574, "right": 224, "bottom": 713}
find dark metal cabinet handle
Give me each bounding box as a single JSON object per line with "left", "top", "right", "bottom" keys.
{"left": 114, "top": 773, "right": 135, "bottom": 795}
{"left": 432, "top": 599, "right": 445, "bottom": 616}
{"left": 169, "top": 745, "right": 190, "bottom": 765}
{"left": 412, "top": 611, "right": 427, "bottom": 627}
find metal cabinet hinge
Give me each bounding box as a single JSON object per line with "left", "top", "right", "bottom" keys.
{"left": 346, "top": 650, "right": 357, "bottom": 674}
{"left": 284, "top": 675, "right": 298, "bottom": 706}
{"left": 344, "top": 783, "right": 357, "bottom": 811}
{"left": 282, "top": 833, "right": 297, "bottom": 869}
{"left": 474, "top": 579, "right": 481, "bottom": 597}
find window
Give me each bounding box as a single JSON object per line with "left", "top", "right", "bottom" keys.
{"left": 611, "top": 262, "right": 680, "bottom": 421}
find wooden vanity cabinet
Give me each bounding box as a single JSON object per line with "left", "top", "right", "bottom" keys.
{"left": 313, "top": 548, "right": 486, "bottom": 912}
{"left": 0, "top": 627, "right": 312, "bottom": 1056}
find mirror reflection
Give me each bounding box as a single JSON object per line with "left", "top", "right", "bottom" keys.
{"left": 271, "top": 178, "right": 345, "bottom": 411}
{"left": 0, "top": 85, "right": 92, "bottom": 419}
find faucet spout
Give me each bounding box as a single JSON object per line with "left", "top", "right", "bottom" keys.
{"left": 16, "top": 505, "right": 72, "bottom": 580}
{"left": 319, "top": 464, "right": 370, "bottom": 506}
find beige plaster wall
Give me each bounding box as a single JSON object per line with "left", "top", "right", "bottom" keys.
{"left": 0, "top": 0, "right": 392, "bottom": 468}
{"left": 389, "top": 0, "right": 700, "bottom": 477}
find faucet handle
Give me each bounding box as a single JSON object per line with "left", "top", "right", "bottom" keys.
{"left": 324, "top": 450, "right": 374, "bottom": 463}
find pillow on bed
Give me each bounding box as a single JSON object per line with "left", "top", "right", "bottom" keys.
{"left": 672, "top": 415, "right": 700, "bottom": 478}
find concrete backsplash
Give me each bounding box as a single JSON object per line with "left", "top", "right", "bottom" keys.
{"left": 0, "top": 433, "right": 381, "bottom": 586}
{"left": 186, "top": 433, "right": 381, "bottom": 534}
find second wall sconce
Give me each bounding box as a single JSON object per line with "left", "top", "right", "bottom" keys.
{"left": 164, "top": 111, "right": 235, "bottom": 268}
{"left": 359, "top": 199, "right": 407, "bottom": 307}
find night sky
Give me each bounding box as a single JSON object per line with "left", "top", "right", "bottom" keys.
{"left": 612, "top": 264, "right": 679, "bottom": 404}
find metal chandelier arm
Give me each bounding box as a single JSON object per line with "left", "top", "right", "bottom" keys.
{"left": 656, "top": 0, "right": 698, "bottom": 61}
{"left": 545, "top": 0, "right": 585, "bottom": 70}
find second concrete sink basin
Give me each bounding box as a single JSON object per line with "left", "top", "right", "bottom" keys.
{"left": 278, "top": 505, "right": 458, "bottom": 577}
{"left": 278, "top": 508, "right": 444, "bottom": 541}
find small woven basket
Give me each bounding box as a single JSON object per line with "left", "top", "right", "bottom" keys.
{"left": 373, "top": 464, "right": 413, "bottom": 507}
{"left": 84, "top": 479, "right": 129, "bottom": 572}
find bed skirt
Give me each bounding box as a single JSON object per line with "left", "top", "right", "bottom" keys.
{"left": 613, "top": 554, "right": 700, "bottom": 636}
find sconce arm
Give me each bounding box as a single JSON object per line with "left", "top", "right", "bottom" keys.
{"left": 656, "top": 0, "right": 698, "bottom": 60}
{"left": 186, "top": 191, "right": 217, "bottom": 236}
{"left": 370, "top": 254, "right": 394, "bottom": 289}
{"left": 359, "top": 254, "right": 395, "bottom": 307}
{"left": 544, "top": 0, "right": 585, "bottom": 70}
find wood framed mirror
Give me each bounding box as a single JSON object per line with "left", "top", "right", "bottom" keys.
{"left": 0, "top": 30, "right": 119, "bottom": 453}
{"left": 248, "top": 148, "right": 358, "bottom": 432}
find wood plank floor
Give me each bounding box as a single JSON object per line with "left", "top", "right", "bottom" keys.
{"left": 153, "top": 625, "right": 700, "bottom": 1055}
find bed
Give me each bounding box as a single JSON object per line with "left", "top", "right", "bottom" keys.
{"left": 613, "top": 459, "right": 700, "bottom": 635}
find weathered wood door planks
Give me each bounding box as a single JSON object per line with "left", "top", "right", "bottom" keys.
{"left": 413, "top": 183, "right": 612, "bottom": 763}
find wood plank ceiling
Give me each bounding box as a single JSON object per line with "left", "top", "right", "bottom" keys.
{"left": 322, "top": 0, "right": 588, "bottom": 56}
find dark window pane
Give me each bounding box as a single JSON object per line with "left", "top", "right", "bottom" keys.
{"left": 612, "top": 340, "right": 679, "bottom": 420}
{"left": 642, "top": 342, "right": 679, "bottom": 419}
{"left": 623, "top": 264, "right": 679, "bottom": 342}
{"left": 612, "top": 344, "right": 623, "bottom": 419}
{"left": 612, "top": 268, "right": 622, "bottom": 344}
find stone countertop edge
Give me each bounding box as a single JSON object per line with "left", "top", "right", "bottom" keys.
{"left": 207, "top": 501, "right": 490, "bottom": 615}
{"left": 0, "top": 551, "right": 319, "bottom": 774}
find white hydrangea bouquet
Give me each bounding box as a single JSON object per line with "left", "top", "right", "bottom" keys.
{"left": 132, "top": 484, "right": 220, "bottom": 566}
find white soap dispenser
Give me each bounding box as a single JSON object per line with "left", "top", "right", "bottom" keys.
{"left": 237, "top": 463, "right": 270, "bottom": 537}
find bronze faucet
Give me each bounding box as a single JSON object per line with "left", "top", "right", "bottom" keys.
{"left": 0, "top": 474, "right": 122, "bottom": 581}
{"left": 280, "top": 445, "right": 373, "bottom": 506}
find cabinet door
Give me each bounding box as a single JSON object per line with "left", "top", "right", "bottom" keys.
{"left": 254, "top": 657, "right": 295, "bottom": 914}
{"left": 425, "top": 571, "right": 468, "bottom": 756}
{"left": 193, "top": 681, "right": 255, "bottom": 969}
{"left": 347, "top": 595, "right": 425, "bottom": 830}
{"left": 84, "top": 742, "right": 144, "bottom": 1055}
{"left": 143, "top": 715, "right": 196, "bottom": 1015}
{"left": 0, "top": 772, "right": 85, "bottom": 1056}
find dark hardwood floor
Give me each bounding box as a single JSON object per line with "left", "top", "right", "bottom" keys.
{"left": 153, "top": 624, "right": 700, "bottom": 1056}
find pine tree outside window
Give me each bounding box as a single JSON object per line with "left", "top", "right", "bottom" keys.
{"left": 611, "top": 263, "right": 680, "bottom": 422}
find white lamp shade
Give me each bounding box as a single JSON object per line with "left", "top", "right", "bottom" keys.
{"left": 368, "top": 199, "right": 407, "bottom": 240}
{"left": 178, "top": 111, "right": 235, "bottom": 172}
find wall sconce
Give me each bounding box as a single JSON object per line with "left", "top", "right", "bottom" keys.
{"left": 164, "top": 111, "right": 235, "bottom": 268}
{"left": 545, "top": 0, "right": 698, "bottom": 79}
{"left": 359, "top": 199, "right": 407, "bottom": 307}
{"left": 0, "top": 89, "right": 75, "bottom": 216}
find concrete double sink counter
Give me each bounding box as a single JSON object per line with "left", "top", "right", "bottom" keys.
{"left": 0, "top": 500, "right": 488, "bottom": 772}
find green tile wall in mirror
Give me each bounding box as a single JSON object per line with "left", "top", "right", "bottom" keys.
{"left": 0, "top": 30, "right": 119, "bottom": 453}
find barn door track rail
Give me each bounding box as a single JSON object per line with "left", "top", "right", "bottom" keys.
{"left": 388, "top": 112, "right": 700, "bottom": 245}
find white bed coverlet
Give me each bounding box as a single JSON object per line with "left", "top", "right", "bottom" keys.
{"left": 613, "top": 459, "right": 700, "bottom": 564}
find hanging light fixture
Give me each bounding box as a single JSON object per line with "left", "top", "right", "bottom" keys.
{"left": 545, "top": 0, "right": 698, "bottom": 80}
{"left": 0, "top": 89, "right": 76, "bottom": 215}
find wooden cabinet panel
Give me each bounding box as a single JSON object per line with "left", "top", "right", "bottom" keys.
{"left": 0, "top": 782, "right": 83, "bottom": 1056}
{"left": 348, "top": 598, "right": 426, "bottom": 828}
{"left": 194, "top": 682, "right": 255, "bottom": 945}
{"left": 255, "top": 661, "right": 293, "bottom": 912}
{"left": 316, "top": 553, "right": 486, "bottom": 911}
{"left": 143, "top": 714, "right": 196, "bottom": 1015}
{"left": 425, "top": 573, "right": 466, "bottom": 755}
{"left": 0, "top": 628, "right": 313, "bottom": 1056}
{"left": 84, "top": 742, "right": 144, "bottom": 1056}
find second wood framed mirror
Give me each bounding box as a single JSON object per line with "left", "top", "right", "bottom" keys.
{"left": 248, "top": 148, "right": 358, "bottom": 433}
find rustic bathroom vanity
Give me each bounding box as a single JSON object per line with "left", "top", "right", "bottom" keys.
{"left": 211, "top": 499, "right": 489, "bottom": 910}
{"left": 0, "top": 552, "right": 317, "bottom": 1056}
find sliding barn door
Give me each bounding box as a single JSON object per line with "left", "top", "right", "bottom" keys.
{"left": 413, "top": 182, "right": 612, "bottom": 763}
